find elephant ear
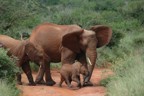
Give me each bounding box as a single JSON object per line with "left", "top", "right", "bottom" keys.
{"left": 90, "top": 25, "right": 112, "bottom": 48}
{"left": 62, "top": 29, "right": 84, "bottom": 53}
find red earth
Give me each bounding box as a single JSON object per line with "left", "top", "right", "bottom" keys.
{"left": 18, "top": 68, "right": 113, "bottom": 96}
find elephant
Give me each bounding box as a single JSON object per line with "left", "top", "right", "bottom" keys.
{"left": 59, "top": 61, "right": 89, "bottom": 88}
{"left": 0, "top": 35, "right": 46, "bottom": 85}
{"left": 29, "top": 22, "right": 112, "bottom": 86}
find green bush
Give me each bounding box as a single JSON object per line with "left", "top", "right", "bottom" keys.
{"left": 30, "top": 62, "right": 61, "bottom": 72}
{"left": 0, "top": 80, "right": 19, "bottom": 96}
{"left": 0, "top": 0, "right": 42, "bottom": 38}
{"left": 0, "top": 48, "right": 18, "bottom": 82}
{"left": 107, "top": 50, "right": 144, "bottom": 96}
{"left": 50, "top": 63, "right": 61, "bottom": 69}
{"left": 100, "top": 76, "right": 113, "bottom": 87}
{"left": 0, "top": 49, "right": 19, "bottom": 96}
{"left": 121, "top": 1, "right": 144, "bottom": 24}
{"left": 30, "top": 62, "right": 39, "bottom": 72}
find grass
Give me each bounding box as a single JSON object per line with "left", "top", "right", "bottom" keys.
{"left": 0, "top": 48, "right": 19, "bottom": 81}
{"left": 99, "top": 28, "right": 144, "bottom": 96}
{"left": 107, "top": 53, "right": 144, "bottom": 96}
{"left": 0, "top": 49, "right": 19, "bottom": 96}
{"left": 1, "top": 0, "right": 144, "bottom": 95}
{"left": 0, "top": 80, "right": 19, "bottom": 96}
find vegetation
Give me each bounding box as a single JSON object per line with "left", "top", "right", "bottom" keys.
{"left": 0, "top": 80, "right": 19, "bottom": 96}
{"left": 0, "top": 49, "right": 18, "bottom": 81}
{"left": 0, "top": 49, "right": 19, "bottom": 96}
{"left": 0, "top": 0, "right": 144, "bottom": 96}
{"left": 107, "top": 51, "right": 144, "bottom": 96}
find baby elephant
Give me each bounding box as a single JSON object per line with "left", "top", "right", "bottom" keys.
{"left": 59, "top": 61, "right": 89, "bottom": 88}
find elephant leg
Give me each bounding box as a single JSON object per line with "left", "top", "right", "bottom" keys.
{"left": 72, "top": 75, "right": 81, "bottom": 88}
{"left": 77, "top": 75, "right": 81, "bottom": 88}
{"left": 22, "top": 61, "right": 36, "bottom": 86}
{"left": 37, "top": 79, "right": 45, "bottom": 85}
{"left": 34, "top": 63, "right": 45, "bottom": 85}
{"left": 64, "top": 76, "right": 72, "bottom": 88}
{"left": 16, "top": 72, "right": 22, "bottom": 85}
{"left": 35, "top": 61, "right": 46, "bottom": 84}
{"left": 16, "top": 65, "right": 22, "bottom": 85}
{"left": 45, "top": 62, "right": 56, "bottom": 86}
{"left": 58, "top": 75, "right": 64, "bottom": 87}
{"left": 77, "top": 53, "right": 93, "bottom": 86}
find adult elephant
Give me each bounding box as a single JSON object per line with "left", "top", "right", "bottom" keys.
{"left": 0, "top": 35, "right": 46, "bottom": 85}
{"left": 29, "top": 23, "right": 112, "bottom": 86}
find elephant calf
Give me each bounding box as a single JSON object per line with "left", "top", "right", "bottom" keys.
{"left": 0, "top": 35, "right": 47, "bottom": 85}
{"left": 59, "top": 61, "right": 89, "bottom": 88}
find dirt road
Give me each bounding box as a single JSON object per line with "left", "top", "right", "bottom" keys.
{"left": 18, "top": 68, "right": 112, "bottom": 96}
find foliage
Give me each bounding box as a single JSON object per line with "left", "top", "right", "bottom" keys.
{"left": 107, "top": 51, "right": 144, "bottom": 96}
{"left": 121, "top": 1, "right": 144, "bottom": 25}
{"left": 100, "top": 76, "right": 113, "bottom": 87}
{"left": 30, "top": 62, "right": 61, "bottom": 72}
{"left": 0, "top": 49, "right": 19, "bottom": 96}
{"left": 0, "top": 80, "right": 19, "bottom": 96}
{"left": 0, "top": 48, "right": 19, "bottom": 81}
{"left": 1, "top": 0, "right": 144, "bottom": 95}
{"left": 30, "top": 62, "right": 39, "bottom": 72}
{"left": 0, "top": 0, "right": 41, "bottom": 38}
{"left": 50, "top": 63, "right": 61, "bottom": 69}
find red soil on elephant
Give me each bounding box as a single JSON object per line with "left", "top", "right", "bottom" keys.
{"left": 18, "top": 68, "right": 113, "bottom": 96}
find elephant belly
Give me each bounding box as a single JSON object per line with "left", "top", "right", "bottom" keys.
{"left": 42, "top": 42, "right": 62, "bottom": 63}
{"left": 46, "top": 50, "right": 61, "bottom": 63}
{"left": 29, "top": 24, "right": 81, "bottom": 63}
{"left": 30, "top": 33, "right": 63, "bottom": 62}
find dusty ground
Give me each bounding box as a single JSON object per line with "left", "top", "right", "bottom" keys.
{"left": 18, "top": 68, "right": 112, "bottom": 96}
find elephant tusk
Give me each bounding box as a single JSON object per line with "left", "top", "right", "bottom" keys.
{"left": 87, "top": 57, "right": 92, "bottom": 65}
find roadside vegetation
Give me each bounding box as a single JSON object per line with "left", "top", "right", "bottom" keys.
{"left": 0, "top": 49, "right": 19, "bottom": 96}
{"left": 0, "top": 0, "right": 144, "bottom": 96}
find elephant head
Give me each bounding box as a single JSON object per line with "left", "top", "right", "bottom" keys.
{"left": 62, "top": 25, "right": 112, "bottom": 83}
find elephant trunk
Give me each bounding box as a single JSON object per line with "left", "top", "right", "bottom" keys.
{"left": 84, "top": 48, "right": 97, "bottom": 83}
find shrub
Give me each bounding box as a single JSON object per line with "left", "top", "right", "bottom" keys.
{"left": 0, "top": 80, "right": 19, "bottom": 96}
{"left": 30, "top": 62, "right": 61, "bottom": 72}
{"left": 121, "top": 1, "right": 144, "bottom": 24}
{"left": 0, "top": 48, "right": 18, "bottom": 82}
{"left": 107, "top": 50, "right": 144, "bottom": 96}
{"left": 50, "top": 63, "right": 61, "bottom": 69}
{"left": 100, "top": 76, "right": 113, "bottom": 87}
{"left": 0, "top": 49, "right": 19, "bottom": 96}
{"left": 30, "top": 62, "right": 39, "bottom": 72}
{"left": 0, "top": 0, "right": 42, "bottom": 38}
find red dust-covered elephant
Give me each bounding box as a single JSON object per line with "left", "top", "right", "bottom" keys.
{"left": 29, "top": 23, "right": 112, "bottom": 86}
{"left": 0, "top": 35, "right": 46, "bottom": 85}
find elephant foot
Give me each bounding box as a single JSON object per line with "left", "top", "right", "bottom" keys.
{"left": 77, "top": 84, "right": 81, "bottom": 88}
{"left": 36, "top": 79, "right": 46, "bottom": 85}
{"left": 28, "top": 82, "right": 36, "bottom": 86}
{"left": 83, "top": 81, "right": 93, "bottom": 87}
{"left": 68, "top": 85, "right": 72, "bottom": 89}
{"left": 35, "top": 77, "right": 43, "bottom": 84}
{"left": 46, "top": 80, "right": 56, "bottom": 86}
{"left": 58, "top": 83, "right": 62, "bottom": 87}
